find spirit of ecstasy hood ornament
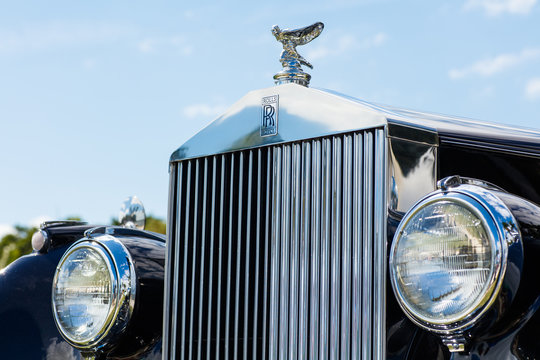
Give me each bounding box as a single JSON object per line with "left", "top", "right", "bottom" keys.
{"left": 272, "top": 21, "right": 324, "bottom": 87}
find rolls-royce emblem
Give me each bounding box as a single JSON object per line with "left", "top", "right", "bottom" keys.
{"left": 261, "top": 95, "right": 279, "bottom": 137}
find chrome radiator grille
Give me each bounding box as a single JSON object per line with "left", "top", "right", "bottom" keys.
{"left": 164, "top": 128, "right": 387, "bottom": 360}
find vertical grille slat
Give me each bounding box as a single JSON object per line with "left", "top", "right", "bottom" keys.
{"left": 351, "top": 133, "right": 364, "bottom": 360}
{"left": 279, "top": 145, "right": 291, "bottom": 360}
{"left": 289, "top": 143, "right": 301, "bottom": 360}
{"left": 341, "top": 134, "right": 352, "bottom": 360}
{"left": 329, "top": 137, "right": 342, "bottom": 360}
{"left": 309, "top": 139, "right": 321, "bottom": 360}
{"left": 188, "top": 160, "right": 201, "bottom": 360}
{"left": 262, "top": 148, "right": 272, "bottom": 360}
{"left": 298, "top": 141, "right": 311, "bottom": 360}
{"left": 362, "top": 133, "right": 374, "bottom": 360}
{"left": 320, "top": 138, "right": 331, "bottom": 359}
{"left": 166, "top": 129, "right": 386, "bottom": 360}
{"left": 205, "top": 157, "right": 217, "bottom": 360}
{"left": 224, "top": 155, "right": 235, "bottom": 359}
{"left": 374, "top": 130, "right": 387, "bottom": 360}
{"left": 180, "top": 162, "right": 192, "bottom": 360}
{"left": 242, "top": 151, "right": 253, "bottom": 360}
{"left": 197, "top": 159, "right": 209, "bottom": 360}
{"left": 233, "top": 153, "right": 244, "bottom": 360}
{"left": 214, "top": 156, "right": 226, "bottom": 360}
{"left": 269, "top": 146, "right": 281, "bottom": 360}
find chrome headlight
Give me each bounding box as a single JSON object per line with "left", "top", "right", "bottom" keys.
{"left": 390, "top": 183, "right": 521, "bottom": 332}
{"left": 52, "top": 235, "right": 136, "bottom": 349}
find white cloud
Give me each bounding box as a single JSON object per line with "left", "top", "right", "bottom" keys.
{"left": 137, "top": 36, "right": 192, "bottom": 55}
{"left": 0, "top": 224, "right": 16, "bottom": 240}
{"left": 0, "top": 23, "right": 129, "bottom": 54}
{"left": 525, "top": 78, "right": 540, "bottom": 100}
{"left": 182, "top": 103, "right": 228, "bottom": 119}
{"left": 464, "top": 0, "right": 537, "bottom": 15}
{"left": 449, "top": 48, "right": 540, "bottom": 79}
{"left": 306, "top": 32, "right": 388, "bottom": 61}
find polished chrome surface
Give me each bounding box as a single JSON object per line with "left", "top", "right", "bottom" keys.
{"left": 269, "top": 147, "right": 281, "bottom": 360}
{"left": 437, "top": 175, "right": 507, "bottom": 193}
{"left": 309, "top": 139, "right": 321, "bottom": 360}
{"left": 118, "top": 195, "right": 146, "bottom": 230}
{"left": 197, "top": 159, "right": 208, "bottom": 360}
{"left": 165, "top": 128, "right": 387, "bottom": 359}
{"left": 389, "top": 183, "right": 521, "bottom": 333}
{"left": 298, "top": 142, "right": 311, "bottom": 360}
{"left": 279, "top": 145, "right": 291, "bottom": 360}
{"left": 52, "top": 235, "right": 136, "bottom": 350}
{"left": 341, "top": 134, "right": 352, "bottom": 360}
{"left": 329, "top": 137, "right": 341, "bottom": 360}
{"left": 272, "top": 22, "right": 324, "bottom": 87}
{"left": 206, "top": 157, "right": 217, "bottom": 360}
{"left": 170, "top": 84, "right": 387, "bottom": 162}
{"left": 350, "top": 133, "right": 362, "bottom": 360}
{"left": 289, "top": 144, "right": 301, "bottom": 359}
{"left": 388, "top": 137, "right": 437, "bottom": 213}
{"left": 361, "top": 133, "right": 373, "bottom": 360}
{"left": 373, "top": 130, "right": 387, "bottom": 360}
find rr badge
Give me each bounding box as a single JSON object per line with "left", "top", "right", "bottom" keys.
{"left": 261, "top": 95, "right": 279, "bottom": 137}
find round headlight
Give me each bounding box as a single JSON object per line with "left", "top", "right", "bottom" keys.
{"left": 52, "top": 236, "right": 136, "bottom": 349}
{"left": 390, "top": 184, "right": 519, "bottom": 332}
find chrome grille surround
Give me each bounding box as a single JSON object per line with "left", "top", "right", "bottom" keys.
{"left": 164, "top": 128, "right": 387, "bottom": 360}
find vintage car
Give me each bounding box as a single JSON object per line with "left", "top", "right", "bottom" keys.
{"left": 2, "top": 21, "right": 540, "bottom": 359}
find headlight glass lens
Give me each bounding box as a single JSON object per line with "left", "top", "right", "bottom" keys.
{"left": 53, "top": 246, "right": 115, "bottom": 344}
{"left": 392, "top": 199, "right": 495, "bottom": 325}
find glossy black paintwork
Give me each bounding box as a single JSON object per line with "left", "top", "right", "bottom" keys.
{"left": 0, "top": 224, "right": 165, "bottom": 360}
{"left": 388, "top": 133, "right": 540, "bottom": 359}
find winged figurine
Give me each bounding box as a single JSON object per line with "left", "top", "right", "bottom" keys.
{"left": 272, "top": 22, "right": 324, "bottom": 70}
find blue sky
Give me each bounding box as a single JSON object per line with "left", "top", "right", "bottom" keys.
{"left": 0, "top": 0, "right": 539, "bottom": 236}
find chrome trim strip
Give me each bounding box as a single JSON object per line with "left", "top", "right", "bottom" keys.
{"left": 269, "top": 146, "right": 282, "bottom": 360}
{"left": 329, "top": 136, "right": 342, "bottom": 360}
{"left": 289, "top": 143, "right": 301, "bottom": 360}
{"left": 243, "top": 151, "right": 253, "bottom": 360}
{"left": 362, "top": 133, "right": 373, "bottom": 360}
{"left": 351, "top": 133, "right": 363, "bottom": 360}
{"left": 206, "top": 157, "right": 217, "bottom": 360}
{"left": 279, "top": 144, "right": 291, "bottom": 360}
{"left": 233, "top": 153, "right": 244, "bottom": 359}
{"left": 225, "top": 155, "right": 235, "bottom": 359}
{"left": 180, "top": 162, "right": 192, "bottom": 360}
{"left": 374, "top": 130, "right": 387, "bottom": 360}
{"left": 298, "top": 141, "right": 311, "bottom": 360}
{"left": 197, "top": 158, "right": 208, "bottom": 360}
{"left": 168, "top": 163, "right": 181, "bottom": 359}
{"left": 188, "top": 160, "right": 200, "bottom": 360}
{"left": 310, "top": 139, "right": 321, "bottom": 360}
{"left": 341, "top": 135, "right": 352, "bottom": 360}
{"left": 253, "top": 149, "right": 262, "bottom": 359}
{"left": 215, "top": 156, "right": 226, "bottom": 360}
{"left": 320, "top": 138, "right": 331, "bottom": 359}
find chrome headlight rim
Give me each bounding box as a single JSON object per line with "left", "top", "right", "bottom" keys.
{"left": 52, "top": 235, "right": 137, "bottom": 350}
{"left": 389, "top": 184, "right": 518, "bottom": 333}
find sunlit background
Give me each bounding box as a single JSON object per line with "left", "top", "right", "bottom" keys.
{"left": 1, "top": 0, "right": 539, "bottom": 241}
